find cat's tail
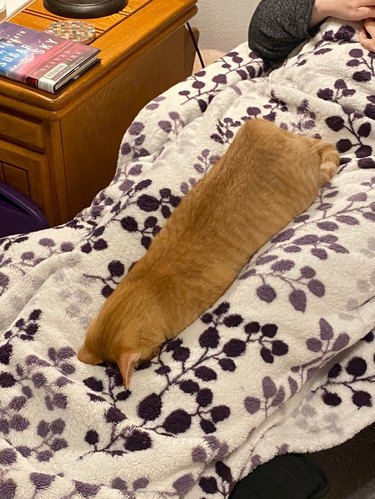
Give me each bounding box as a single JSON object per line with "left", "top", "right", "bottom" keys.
{"left": 317, "top": 143, "right": 340, "bottom": 186}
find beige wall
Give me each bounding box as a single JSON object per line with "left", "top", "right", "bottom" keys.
{"left": 193, "top": 0, "right": 261, "bottom": 51}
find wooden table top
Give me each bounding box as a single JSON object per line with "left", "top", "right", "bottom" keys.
{"left": 17, "top": 0, "right": 150, "bottom": 33}
{"left": 0, "top": 0, "right": 197, "bottom": 112}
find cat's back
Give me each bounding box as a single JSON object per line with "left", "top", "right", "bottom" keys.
{"left": 230, "top": 119, "right": 324, "bottom": 193}
{"left": 218, "top": 118, "right": 299, "bottom": 179}
{"left": 233, "top": 118, "right": 303, "bottom": 166}
{"left": 150, "top": 119, "right": 332, "bottom": 257}
{"left": 213, "top": 118, "right": 306, "bottom": 194}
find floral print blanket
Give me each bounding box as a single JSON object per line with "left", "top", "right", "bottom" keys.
{"left": 1, "top": 18, "right": 375, "bottom": 498}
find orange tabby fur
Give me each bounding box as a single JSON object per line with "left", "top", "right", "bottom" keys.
{"left": 78, "top": 119, "right": 339, "bottom": 388}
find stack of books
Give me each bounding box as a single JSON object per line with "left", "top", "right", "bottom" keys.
{"left": 0, "top": 21, "right": 100, "bottom": 93}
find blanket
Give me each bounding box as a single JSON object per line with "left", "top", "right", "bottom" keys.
{"left": 0, "top": 18, "right": 374, "bottom": 498}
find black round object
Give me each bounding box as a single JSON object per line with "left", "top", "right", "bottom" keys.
{"left": 43, "top": 0, "right": 127, "bottom": 19}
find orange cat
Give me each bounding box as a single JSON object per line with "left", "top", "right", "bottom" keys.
{"left": 78, "top": 119, "right": 339, "bottom": 388}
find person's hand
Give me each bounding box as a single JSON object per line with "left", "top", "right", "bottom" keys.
{"left": 309, "top": 0, "right": 375, "bottom": 28}
{"left": 359, "top": 17, "right": 375, "bottom": 51}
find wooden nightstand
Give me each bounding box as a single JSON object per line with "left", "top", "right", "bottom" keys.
{"left": 0, "top": 0, "right": 197, "bottom": 225}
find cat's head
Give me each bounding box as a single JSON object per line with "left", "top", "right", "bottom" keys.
{"left": 77, "top": 281, "right": 165, "bottom": 389}
{"left": 77, "top": 314, "right": 163, "bottom": 389}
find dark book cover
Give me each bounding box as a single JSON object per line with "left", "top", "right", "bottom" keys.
{"left": 0, "top": 22, "right": 100, "bottom": 93}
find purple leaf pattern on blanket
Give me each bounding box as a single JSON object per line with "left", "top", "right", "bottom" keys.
{"left": 0, "top": 343, "right": 73, "bottom": 463}
{"left": 239, "top": 178, "right": 375, "bottom": 312}
{"left": 178, "top": 51, "right": 269, "bottom": 113}
{"left": 180, "top": 149, "right": 220, "bottom": 195}
{"left": 317, "top": 331, "right": 375, "bottom": 409}
{"left": 84, "top": 260, "right": 126, "bottom": 298}
{"left": 120, "top": 122, "right": 149, "bottom": 159}
{"left": 0, "top": 20, "right": 375, "bottom": 498}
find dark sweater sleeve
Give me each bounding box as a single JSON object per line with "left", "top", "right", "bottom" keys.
{"left": 248, "top": 0, "right": 315, "bottom": 62}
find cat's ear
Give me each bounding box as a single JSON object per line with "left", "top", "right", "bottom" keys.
{"left": 77, "top": 344, "right": 102, "bottom": 365}
{"left": 118, "top": 351, "right": 141, "bottom": 389}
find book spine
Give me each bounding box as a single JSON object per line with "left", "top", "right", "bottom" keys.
{"left": 36, "top": 63, "right": 66, "bottom": 92}
{"left": 0, "top": 67, "right": 55, "bottom": 92}
{"left": 25, "top": 75, "right": 41, "bottom": 89}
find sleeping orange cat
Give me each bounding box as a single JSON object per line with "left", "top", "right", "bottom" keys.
{"left": 78, "top": 119, "right": 339, "bottom": 388}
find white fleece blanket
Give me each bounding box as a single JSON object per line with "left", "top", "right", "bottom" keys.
{"left": 0, "top": 19, "right": 374, "bottom": 498}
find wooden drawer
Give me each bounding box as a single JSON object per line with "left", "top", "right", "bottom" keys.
{"left": 0, "top": 109, "right": 45, "bottom": 151}
{"left": 0, "top": 139, "right": 53, "bottom": 221}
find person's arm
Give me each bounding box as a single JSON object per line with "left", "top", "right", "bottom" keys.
{"left": 248, "top": 0, "right": 315, "bottom": 62}
{"left": 249, "top": 0, "right": 375, "bottom": 62}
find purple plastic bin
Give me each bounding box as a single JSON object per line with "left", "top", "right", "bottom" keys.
{"left": 0, "top": 182, "right": 49, "bottom": 238}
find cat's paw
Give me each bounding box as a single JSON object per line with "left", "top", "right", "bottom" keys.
{"left": 318, "top": 143, "right": 340, "bottom": 186}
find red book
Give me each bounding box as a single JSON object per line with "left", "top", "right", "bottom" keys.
{"left": 0, "top": 21, "right": 100, "bottom": 93}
